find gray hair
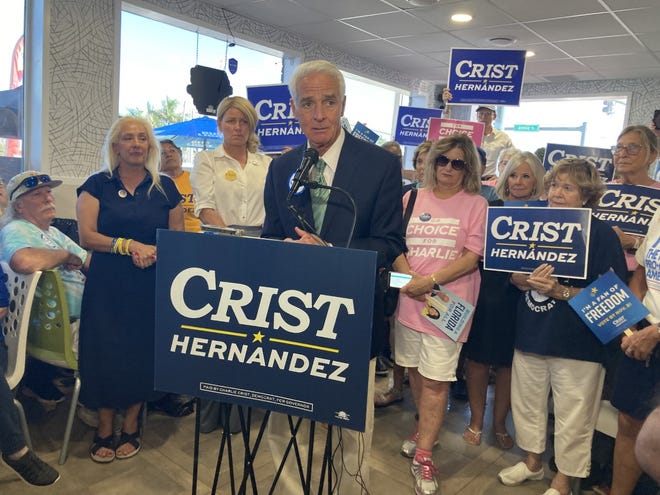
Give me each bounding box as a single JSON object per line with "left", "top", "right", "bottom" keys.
{"left": 288, "top": 60, "right": 345, "bottom": 104}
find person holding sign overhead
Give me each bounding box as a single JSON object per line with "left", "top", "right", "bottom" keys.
{"left": 498, "top": 159, "right": 626, "bottom": 495}
{"left": 391, "top": 133, "right": 487, "bottom": 495}
{"left": 608, "top": 204, "right": 660, "bottom": 495}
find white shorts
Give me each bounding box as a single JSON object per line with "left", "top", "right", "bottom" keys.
{"left": 394, "top": 320, "right": 462, "bottom": 382}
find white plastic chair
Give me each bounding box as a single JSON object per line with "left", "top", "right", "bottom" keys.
{"left": 1, "top": 261, "right": 42, "bottom": 450}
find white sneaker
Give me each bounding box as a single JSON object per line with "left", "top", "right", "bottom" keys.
{"left": 497, "top": 461, "right": 544, "bottom": 486}
{"left": 400, "top": 432, "right": 440, "bottom": 458}
{"left": 411, "top": 457, "right": 439, "bottom": 495}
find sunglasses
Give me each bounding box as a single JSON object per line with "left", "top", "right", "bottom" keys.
{"left": 435, "top": 154, "right": 466, "bottom": 171}
{"left": 10, "top": 174, "right": 53, "bottom": 200}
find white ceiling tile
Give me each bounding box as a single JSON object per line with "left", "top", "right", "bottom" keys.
{"left": 527, "top": 13, "right": 629, "bottom": 41}
{"left": 341, "top": 11, "right": 437, "bottom": 38}
{"left": 489, "top": 0, "right": 605, "bottom": 22}
{"left": 524, "top": 57, "right": 592, "bottom": 75}
{"left": 448, "top": 23, "right": 547, "bottom": 47}
{"left": 579, "top": 53, "right": 660, "bottom": 70}
{"left": 295, "top": 0, "right": 399, "bottom": 18}
{"left": 228, "top": 0, "right": 328, "bottom": 28}
{"left": 556, "top": 35, "right": 647, "bottom": 57}
{"left": 409, "top": 0, "right": 516, "bottom": 30}
{"left": 387, "top": 32, "right": 467, "bottom": 53}
{"left": 291, "top": 21, "right": 378, "bottom": 44}
{"left": 602, "top": 0, "right": 660, "bottom": 9}
{"left": 639, "top": 33, "right": 660, "bottom": 51}
{"left": 615, "top": 8, "right": 660, "bottom": 35}
{"left": 341, "top": 39, "right": 413, "bottom": 59}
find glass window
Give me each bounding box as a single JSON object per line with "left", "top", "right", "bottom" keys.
{"left": 0, "top": 0, "right": 25, "bottom": 169}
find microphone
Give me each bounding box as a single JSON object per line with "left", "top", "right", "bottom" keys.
{"left": 287, "top": 148, "right": 319, "bottom": 203}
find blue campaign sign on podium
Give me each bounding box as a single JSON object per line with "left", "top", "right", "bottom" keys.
{"left": 154, "top": 230, "right": 376, "bottom": 431}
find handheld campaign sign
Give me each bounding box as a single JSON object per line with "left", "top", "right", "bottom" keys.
{"left": 484, "top": 206, "right": 591, "bottom": 279}
{"left": 594, "top": 184, "right": 660, "bottom": 236}
{"left": 155, "top": 231, "right": 376, "bottom": 431}
{"left": 568, "top": 270, "right": 649, "bottom": 344}
{"left": 543, "top": 143, "right": 614, "bottom": 181}
{"left": 447, "top": 48, "right": 526, "bottom": 106}
{"left": 351, "top": 122, "right": 379, "bottom": 144}
{"left": 394, "top": 106, "right": 443, "bottom": 146}
{"left": 426, "top": 118, "right": 484, "bottom": 146}
{"left": 247, "top": 84, "right": 306, "bottom": 152}
{"left": 503, "top": 199, "right": 548, "bottom": 207}
{"left": 421, "top": 288, "right": 474, "bottom": 341}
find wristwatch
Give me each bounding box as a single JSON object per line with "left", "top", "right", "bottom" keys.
{"left": 562, "top": 286, "right": 570, "bottom": 300}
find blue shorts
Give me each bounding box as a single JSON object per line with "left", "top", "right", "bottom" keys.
{"left": 611, "top": 351, "right": 660, "bottom": 420}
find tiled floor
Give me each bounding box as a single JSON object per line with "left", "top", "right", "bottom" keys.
{"left": 1, "top": 372, "right": 591, "bottom": 495}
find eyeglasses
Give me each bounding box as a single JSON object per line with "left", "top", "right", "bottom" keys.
{"left": 10, "top": 174, "right": 52, "bottom": 200}
{"left": 611, "top": 144, "right": 643, "bottom": 155}
{"left": 435, "top": 154, "right": 466, "bottom": 171}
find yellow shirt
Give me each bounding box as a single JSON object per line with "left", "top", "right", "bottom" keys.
{"left": 171, "top": 170, "right": 202, "bottom": 232}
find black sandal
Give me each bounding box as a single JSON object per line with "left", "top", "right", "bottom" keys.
{"left": 115, "top": 430, "right": 141, "bottom": 460}
{"left": 90, "top": 433, "right": 115, "bottom": 463}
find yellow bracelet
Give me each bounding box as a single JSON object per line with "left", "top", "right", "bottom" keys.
{"left": 124, "top": 239, "right": 133, "bottom": 256}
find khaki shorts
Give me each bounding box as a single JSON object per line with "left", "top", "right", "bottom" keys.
{"left": 394, "top": 320, "right": 462, "bottom": 382}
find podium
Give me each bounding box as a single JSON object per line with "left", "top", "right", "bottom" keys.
{"left": 155, "top": 231, "right": 376, "bottom": 493}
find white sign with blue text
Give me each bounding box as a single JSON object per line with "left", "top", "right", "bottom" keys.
{"left": 568, "top": 270, "right": 649, "bottom": 343}
{"left": 154, "top": 231, "right": 376, "bottom": 431}
{"left": 484, "top": 207, "right": 591, "bottom": 279}
{"left": 447, "top": 48, "right": 527, "bottom": 106}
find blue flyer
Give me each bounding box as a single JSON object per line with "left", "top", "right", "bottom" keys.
{"left": 447, "top": 48, "right": 527, "bottom": 106}
{"left": 484, "top": 206, "right": 591, "bottom": 279}
{"left": 543, "top": 143, "right": 614, "bottom": 181}
{"left": 422, "top": 288, "right": 474, "bottom": 341}
{"left": 594, "top": 184, "right": 660, "bottom": 236}
{"left": 568, "top": 270, "right": 649, "bottom": 344}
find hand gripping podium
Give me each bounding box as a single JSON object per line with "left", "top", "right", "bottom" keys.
{"left": 155, "top": 230, "right": 376, "bottom": 494}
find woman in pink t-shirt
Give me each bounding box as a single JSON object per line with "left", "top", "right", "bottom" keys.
{"left": 391, "top": 133, "right": 487, "bottom": 495}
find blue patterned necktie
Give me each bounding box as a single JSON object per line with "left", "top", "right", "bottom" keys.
{"left": 311, "top": 158, "right": 330, "bottom": 230}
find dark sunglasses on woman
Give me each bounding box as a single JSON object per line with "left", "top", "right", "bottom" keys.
{"left": 435, "top": 154, "right": 466, "bottom": 171}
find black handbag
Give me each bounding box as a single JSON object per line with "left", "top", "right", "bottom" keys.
{"left": 381, "top": 188, "right": 418, "bottom": 317}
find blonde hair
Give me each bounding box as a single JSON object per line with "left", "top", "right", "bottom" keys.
{"left": 495, "top": 151, "right": 546, "bottom": 200}
{"left": 422, "top": 133, "right": 482, "bottom": 194}
{"left": 216, "top": 96, "right": 261, "bottom": 153}
{"left": 413, "top": 141, "right": 433, "bottom": 170}
{"left": 102, "top": 116, "right": 163, "bottom": 196}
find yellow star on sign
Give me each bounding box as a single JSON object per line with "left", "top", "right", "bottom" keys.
{"left": 252, "top": 331, "right": 265, "bottom": 343}
{"left": 529, "top": 243, "right": 535, "bottom": 249}
{"left": 631, "top": 211, "right": 638, "bottom": 216}
{"left": 591, "top": 287, "right": 598, "bottom": 296}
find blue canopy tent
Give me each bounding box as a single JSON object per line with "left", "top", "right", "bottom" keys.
{"left": 153, "top": 116, "right": 222, "bottom": 150}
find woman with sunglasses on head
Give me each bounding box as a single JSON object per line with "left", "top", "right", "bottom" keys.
{"left": 497, "top": 159, "right": 626, "bottom": 495}
{"left": 607, "top": 125, "right": 660, "bottom": 495}
{"left": 461, "top": 151, "right": 546, "bottom": 450}
{"left": 76, "top": 116, "right": 184, "bottom": 463}
{"left": 391, "top": 133, "right": 487, "bottom": 495}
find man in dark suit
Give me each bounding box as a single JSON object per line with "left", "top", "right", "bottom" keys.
{"left": 263, "top": 60, "right": 405, "bottom": 494}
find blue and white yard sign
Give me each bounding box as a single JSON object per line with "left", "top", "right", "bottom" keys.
{"left": 247, "top": 84, "right": 306, "bottom": 152}
{"left": 594, "top": 184, "right": 660, "bottom": 236}
{"left": 394, "top": 106, "right": 443, "bottom": 146}
{"left": 543, "top": 143, "right": 615, "bottom": 181}
{"left": 155, "top": 231, "right": 376, "bottom": 431}
{"left": 447, "top": 48, "right": 527, "bottom": 106}
{"left": 568, "top": 270, "right": 649, "bottom": 344}
{"left": 484, "top": 207, "right": 591, "bottom": 279}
